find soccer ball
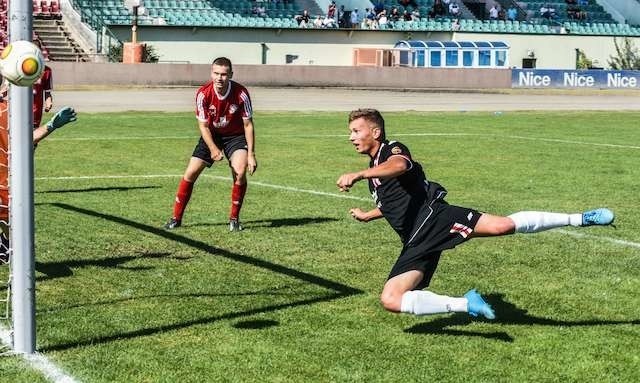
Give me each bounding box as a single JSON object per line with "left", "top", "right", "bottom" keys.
{"left": 0, "top": 40, "right": 45, "bottom": 87}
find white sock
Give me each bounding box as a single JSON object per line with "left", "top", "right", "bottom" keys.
{"left": 508, "top": 211, "right": 582, "bottom": 233}
{"left": 400, "top": 290, "right": 468, "bottom": 316}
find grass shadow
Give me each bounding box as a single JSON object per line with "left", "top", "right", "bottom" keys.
{"left": 405, "top": 293, "right": 639, "bottom": 342}
{"left": 186, "top": 217, "right": 339, "bottom": 229}
{"left": 39, "top": 203, "right": 363, "bottom": 352}
{"left": 37, "top": 186, "right": 160, "bottom": 194}
{"left": 34, "top": 252, "right": 191, "bottom": 281}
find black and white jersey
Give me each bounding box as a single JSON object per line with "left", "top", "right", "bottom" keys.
{"left": 368, "top": 140, "right": 447, "bottom": 243}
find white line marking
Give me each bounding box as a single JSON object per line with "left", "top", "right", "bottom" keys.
{"left": 46, "top": 133, "right": 640, "bottom": 150}
{"left": 391, "top": 133, "right": 640, "bottom": 150}
{"left": 35, "top": 173, "right": 640, "bottom": 249}
{"left": 48, "top": 136, "right": 196, "bottom": 141}
{"left": 557, "top": 229, "right": 640, "bottom": 249}
{"left": 0, "top": 325, "right": 80, "bottom": 383}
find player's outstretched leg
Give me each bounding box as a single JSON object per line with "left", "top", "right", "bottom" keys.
{"left": 464, "top": 289, "right": 496, "bottom": 320}
{"left": 581, "top": 208, "right": 615, "bottom": 226}
{"left": 504, "top": 207, "right": 615, "bottom": 234}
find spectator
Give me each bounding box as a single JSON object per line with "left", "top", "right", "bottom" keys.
{"left": 389, "top": 7, "right": 401, "bottom": 22}
{"left": 489, "top": 4, "right": 499, "bottom": 20}
{"left": 429, "top": 0, "right": 447, "bottom": 18}
{"left": 449, "top": 2, "right": 460, "bottom": 17}
{"left": 252, "top": 4, "right": 266, "bottom": 17}
{"left": 507, "top": 6, "right": 517, "bottom": 21}
{"left": 313, "top": 15, "right": 323, "bottom": 28}
{"left": 350, "top": 8, "right": 360, "bottom": 28}
{"left": 323, "top": 15, "right": 338, "bottom": 28}
{"left": 399, "top": 0, "right": 418, "bottom": 8}
{"left": 498, "top": 7, "right": 506, "bottom": 20}
{"left": 578, "top": 0, "right": 588, "bottom": 5}
{"left": 540, "top": 4, "right": 556, "bottom": 19}
{"left": 377, "top": 9, "right": 389, "bottom": 28}
{"left": 295, "top": 10, "right": 310, "bottom": 27}
{"left": 337, "top": 5, "right": 346, "bottom": 26}
{"left": 365, "top": 8, "right": 377, "bottom": 29}
{"left": 411, "top": 8, "right": 421, "bottom": 20}
{"left": 451, "top": 18, "right": 461, "bottom": 31}
{"left": 327, "top": 1, "right": 336, "bottom": 20}
{"left": 403, "top": 10, "right": 413, "bottom": 22}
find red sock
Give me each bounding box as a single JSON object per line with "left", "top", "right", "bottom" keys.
{"left": 173, "top": 178, "right": 194, "bottom": 221}
{"left": 230, "top": 183, "right": 247, "bottom": 220}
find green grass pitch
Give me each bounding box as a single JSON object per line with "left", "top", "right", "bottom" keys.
{"left": 1, "top": 110, "right": 639, "bottom": 382}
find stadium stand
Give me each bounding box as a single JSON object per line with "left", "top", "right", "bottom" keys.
{"left": 61, "top": 0, "right": 640, "bottom": 40}
{"left": 1, "top": 0, "right": 88, "bottom": 61}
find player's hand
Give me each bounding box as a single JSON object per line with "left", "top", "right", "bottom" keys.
{"left": 336, "top": 172, "right": 363, "bottom": 192}
{"left": 349, "top": 208, "right": 369, "bottom": 222}
{"left": 247, "top": 153, "right": 257, "bottom": 175}
{"left": 44, "top": 98, "right": 53, "bottom": 112}
{"left": 210, "top": 147, "right": 224, "bottom": 162}
{"left": 46, "top": 106, "right": 77, "bottom": 132}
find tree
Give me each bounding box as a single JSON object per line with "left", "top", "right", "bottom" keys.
{"left": 608, "top": 37, "right": 640, "bottom": 70}
{"left": 575, "top": 49, "right": 593, "bottom": 69}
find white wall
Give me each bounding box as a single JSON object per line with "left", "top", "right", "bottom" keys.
{"left": 108, "top": 25, "right": 640, "bottom": 69}
{"left": 456, "top": 32, "right": 636, "bottom": 69}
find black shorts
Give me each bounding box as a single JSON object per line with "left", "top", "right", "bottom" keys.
{"left": 387, "top": 201, "right": 481, "bottom": 290}
{"left": 191, "top": 135, "right": 248, "bottom": 167}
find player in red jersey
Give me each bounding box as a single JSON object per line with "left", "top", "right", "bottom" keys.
{"left": 165, "top": 57, "right": 257, "bottom": 232}
{"left": 32, "top": 64, "right": 52, "bottom": 128}
{"left": 33, "top": 40, "right": 53, "bottom": 128}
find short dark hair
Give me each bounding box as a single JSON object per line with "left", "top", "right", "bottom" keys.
{"left": 212, "top": 57, "right": 233, "bottom": 72}
{"left": 348, "top": 108, "right": 386, "bottom": 141}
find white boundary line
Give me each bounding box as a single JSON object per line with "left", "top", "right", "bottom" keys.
{"left": 45, "top": 133, "right": 640, "bottom": 150}
{"left": 35, "top": 173, "right": 640, "bottom": 249}
{"left": 0, "top": 325, "right": 80, "bottom": 383}
{"left": 556, "top": 229, "right": 640, "bottom": 249}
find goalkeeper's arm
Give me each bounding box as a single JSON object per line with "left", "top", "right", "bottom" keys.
{"left": 34, "top": 106, "right": 77, "bottom": 145}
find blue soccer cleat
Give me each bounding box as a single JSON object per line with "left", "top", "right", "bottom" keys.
{"left": 582, "top": 208, "right": 615, "bottom": 227}
{"left": 464, "top": 289, "right": 496, "bottom": 320}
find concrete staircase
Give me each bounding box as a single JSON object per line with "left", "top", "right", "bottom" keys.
{"left": 34, "top": 18, "right": 89, "bottom": 62}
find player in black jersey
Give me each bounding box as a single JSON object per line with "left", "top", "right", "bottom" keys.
{"left": 336, "top": 109, "right": 614, "bottom": 320}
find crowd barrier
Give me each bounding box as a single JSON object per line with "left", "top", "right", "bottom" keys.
{"left": 47, "top": 62, "right": 639, "bottom": 89}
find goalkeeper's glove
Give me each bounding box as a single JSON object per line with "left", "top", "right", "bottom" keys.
{"left": 46, "top": 106, "right": 77, "bottom": 132}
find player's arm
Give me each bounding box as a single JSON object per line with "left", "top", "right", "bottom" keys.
{"left": 33, "top": 106, "right": 76, "bottom": 145}
{"left": 197, "top": 120, "right": 223, "bottom": 162}
{"left": 244, "top": 117, "right": 257, "bottom": 175}
{"left": 337, "top": 155, "right": 409, "bottom": 192}
{"left": 349, "top": 207, "right": 383, "bottom": 222}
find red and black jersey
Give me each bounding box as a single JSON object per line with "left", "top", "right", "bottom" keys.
{"left": 195, "top": 80, "right": 252, "bottom": 137}
{"left": 32, "top": 65, "right": 52, "bottom": 127}
{"left": 368, "top": 140, "right": 447, "bottom": 243}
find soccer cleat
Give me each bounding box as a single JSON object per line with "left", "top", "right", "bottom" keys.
{"left": 581, "top": 208, "right": 614, "bottom": 227}
{"left": 164, "top": 217, "right": 182, "bottom": 230}
{"left": 229, "top": 219, "right": 243, "bottom": 232}
{"left": 464, "top": 289, "right": 496, "bottom": 320}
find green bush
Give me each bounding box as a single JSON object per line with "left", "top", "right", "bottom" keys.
{"left": 608, "top": 37, "right": 640, "bottom": 70}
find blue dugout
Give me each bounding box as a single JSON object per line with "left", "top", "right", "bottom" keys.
{"left": 394, "top": 40, "right": 510, "bottom": 69}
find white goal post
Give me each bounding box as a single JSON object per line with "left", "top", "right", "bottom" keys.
{"left": 8, "top": 0, "right": 37, "bottom": 354}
